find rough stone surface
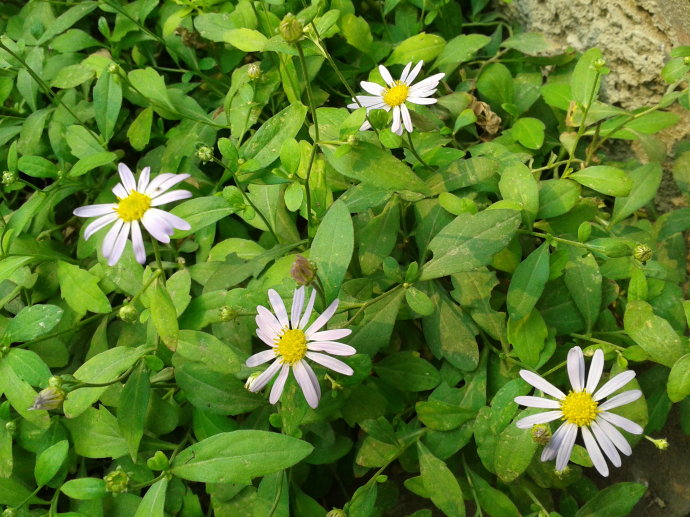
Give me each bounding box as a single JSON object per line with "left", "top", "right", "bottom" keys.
{"left": 499, "top": 0, "right": 690, "bottom": 109}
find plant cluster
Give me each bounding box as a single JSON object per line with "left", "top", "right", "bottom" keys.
{"left": 0, "top": 0, "right": 689, "bottom": 516}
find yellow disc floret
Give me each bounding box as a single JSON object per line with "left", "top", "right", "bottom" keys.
{"left": 275, "top": 328, "right": 307, "bottom": 365}
{"left": 560, "top": 391, "right": 599, "bottom": 427}
{"left": 383, "top": 81, "right": 410, "bottom": 107}
{"left": 116, "top": 191, "right": 151, "bottom": 222}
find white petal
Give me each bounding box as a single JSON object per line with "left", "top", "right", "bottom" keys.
{"left": 305, "top": 297, "right": 339, "bottom": 337}
{"left": 83, "top": 213, "right": 118, "bottom": 240}
{"left": 599, "top": 411, "right": 644, "bottom": 434}
{"left": 567, "top": 346, "right": 585, "bottom": 392}
{"left": 378, "top": 65, "right": 394, "bottom": 87}
{"left": 291, "top": 287, "right": 305, "bottom": 329}
{"left": 294, "top": 360, "right": 320, "bottom": 408}
{"left": 144, "top": 173, "right": 178, "bottom": 195}
{"left": 593, "top": 370, "right": 636, "bottom": 401}
{"left": 391, "top": 105, "right": 401, "bottom": 132}
{"left": 407, "top": 96, "right": 438, "bottom": 105}
{"left": 555, "top": 423, "right": 578, "bottom": 471}
{"left": 307, "top": 341, "right": 356, "bottom": 355}
{"left": 246, "top": 349, "right": 277, "bottom": 367}
{"left": 299, "top": 289, "right": 317, "bottom": 330}
{"left": 151, "top": 208, "right": 190, "bottom": 231}
{"left": 405, "top": 61, "right": 424, "bottom": 85}
{"left": 408, "top": 85, "right": 439, "bottom": 98}
{"left": 514, "top": 396, "right": 561, "bottom": 409}
{"left": 269, "top": 364, "right": 290, "bottom": 404}
{"left": 515, "top": 410, "right": 563, "bottom": 429}
{"left": 519, "top": 370, "right": 566, "bottom": 400}
{"left": 141, "top": 210, "right": 172, "bottom": 243}
{"left": 351, "top": 95, "right": 382, "bottom": 107}
{"left": 130, "top": 221, "right": 146, "bottom": 264}
{"left": 256, "top": 306, "right": 283, "bottom": 336}
{"left": 598, "top": 390, "right": 642, "bottom": 411}
{"left": 112, "top": 183, "right": 128, "bottom": 199}
{"left": 306, "top": 352, "right": 353, "bottom": 375}
{"left": 108, "top": 222, "right": 130, "bottom": 266}
{"left": 590, "top": 420, "right": 622, "bottom": 467}
{"left": 401, "top": 104, "right": 413, "bottom": 133}
{"left": 150, "top": 190, "right": 192, "bottom": 206}
{"left": 393, "top": 124, "right": 403, "bottom": 136}
{"left": 310, "top": 329, "right": 352, "bottom": 341}
{"left": 586, "top": 349, "right": 605, "bottom": 393}
{"left": 268, "top": 289, "right": 289, "bottom": 329}
{"left": 74, "top": 204, "right": 117, "bottom": 218}
{"left": 399, "top": 62, "right": 413, "bottom": 83}
{"left": 248, "top": 359, "right": 282, "bottom": 392}
{"left": 256, "top": 328, "right": 278, "bottom": 347}
{"left": 581, "top": 426, "right": 609, "bottom": 476}
{"left": 594, "top": 417, "right": 632, "bottom": 455}
{"left": 102, "top": 219, "right": 124, "bottom": 259}
{"left": 361, "top": 81, "right": 385, "bottom": 96}
{"left": 304, "top": 360, "right": 321, "bottom": 402}
{"left": 359, "top": 120, "right": 372, "bottom": 131}
{"left": 152, "top": 173, "right": 190, "bottom": 195}
{"left": 118, "top": 163, "right": 137, "bottom": 193}
{"left": 137, "top": 166, "right": 151, "bottom": 192}
{"left": 541, "top": 422, "right": 569, "bottom": 462}
{"left": 409, "top": 73, "right": 445, "bottom": 91}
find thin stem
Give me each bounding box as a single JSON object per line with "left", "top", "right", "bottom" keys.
{"left": 344, "top": 285, "right": 402, "bottom": 326}
{"left": 570, "top": 333, "right": 626, "bottom": 352}
{"left": 151, "top": 239, "right": 165, "bottom": 280}
{"left": 296, "top": 41, "right": 318, "bottom": 225}
{"left": 405, "top": 132, "right": 431, "bottom": 169}
{"left": 562, "top": 68, "right": 602, "bottom": 175}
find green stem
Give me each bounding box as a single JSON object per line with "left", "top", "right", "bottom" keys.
{"left": 151, "top": 239, "right": 165, "bottom": 280}
{"left": 405, "top": 132, "right": 431, "bottom": 168}
{"left": 570, "top": 332, "right": 626, "bottom": 352}
{"left": 344, "top": 285, "right": 402, "bottom": 326}
{"left": 562, "top": 68, "right": 602, "bottom": 175}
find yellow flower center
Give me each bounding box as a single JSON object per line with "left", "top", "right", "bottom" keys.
{"left": 275, "top": 328, "right": 307, "bottom": 365}
{"left": 116, "top": 191, "right": 151, "bottom": 222}
{"left": 383, "top": 81, "right": 410, "bottom": 107}
{"left": 560, "top": 391, "right": 599, "bottom": 427}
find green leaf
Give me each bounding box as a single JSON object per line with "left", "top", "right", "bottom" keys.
{"left": 374, "top": 352, "right": 440, "bottom": 392}
{"left": 611, "top": 163, "right": 662, "bottom": 224}
{"left": 68, "top": 152, "right": 118, "bottom": 178}
{"left": 347, "top": 483, "right": 378, "bottom": 517}
{"left": 506, "top": 242, "right": 550, "bottom": 321}
{"left": 222, "top": 28, "right": 267, "bottom": 52}
{"left": 348, "top": 289, "right": 404, "bottom": 356}
{"left": 127, "top": 107, "right": 153, "bottom": 151}
{"left": 310, "top": 200, "right": 354, "bottom": 303}
{"left": 0, "top": 476, "right": 35, "bottom": 506}
{"left": 466, "top": 465, "right": 520, "bottom": 517}
{"left": 417, "top": 441, "right": 465, "bottom": 517}
{"left": 477, "top": 63, "right": 513, "bottom": 107}
{"left": 0, "top": 359, "right": 49, "bottom": 429}
{"left": 5, "top": 304, "right": 63, "bottom": 342}
{"left": 341, "top": 14, "right": 373, "bottom": 52}
{"left": 564, "top": 253, "right": 602, "bottom": 333}
{"left": 72, "top": 344, "right": 150, "bottom": 384}
{"left": 63, "top": 406, "right": 128, "bottom": 459}
{"left": 501, "top": 32, "right": 558, "bottom": 56}
{"left": 17, "top": 156, "right": 58, "bottom": 178}
{"left": 240, "top": 103, "right": 308, "bottom": 170}
{"left": 128, "top": 68, "right": 174, "bottom": 111}
{"left": 35, "top": 440, "right": 69, "bottom": 486}
{"left": 571, "top": 48, "right": 603, "bottom": 108}
{"left": 175, "top": 330, "right": 242, "bottom": 375}
{"left": 5, "top": 348, "right": 51, "bottom": 387}
{"left": 61, "top": 478, "right": 106, "bottom": 500}
{"left": 421, "top": 209, "right": 521, "bottom": 280}
{"left": 118, "top": 363, "right": 151, "bottom": 460}
{"left": 667, "top": 354, "right": 690, "bottom": 402}
{"left": 575, "top": 482, "right": 646, "bottom": 517}
{"left": 494, "top": 414, "right": 538, "bottom": 483}
{"left": 498, "top": 163, "right": 539, "bottom": 227}
{"left": 569, "top": 166, "right": 632, "bottom": 197}
{"left": 93, "top": 68, "right": 122, "bottom": 143}
{"left": 322, "top": 140, "right": 430, "bottom": 195}
{"left": 416, "top": 400, "right": 475, "bottom": 431}
{"left": 134, "top": 478, "right": 168, "bottom": 517}
{"left": 56, "top": 261, "right": 111, "bottom": 315}
{"left": 170, "top": 196, "right": 235, "bottom": 238}
{"left": 507, "top": 309, "right": 547, "bottom": 366}
{"left": 50, "top": 64, "right": 95, "bottom": 89}
{"left": 170, "top": 430, "right": 313, "bottom": 484}
{"left": 538, "top": 179, "right": 581, "bottom": 218}
{"left": 511, "top": 117, "right": 545, "bottom": 149}
{"left": 435, "top": 34, "right": 491, "bottom": 70}
{"left": 406, "top": 287, "right": 435, "bottom": 316}
{"left": 37, "top": 2, "right": 97, "bottom": 44}
{"left": 358, "top": 198, "right": 400, "bottom": 275}
{"left": 387, "top": 33, "right": 446, "bottom": 65}
{"left": 150, "top": 278, "right": 179, "bottom": 351}
{"left": 624, "top": 301, "right": 685, "bottom": 367}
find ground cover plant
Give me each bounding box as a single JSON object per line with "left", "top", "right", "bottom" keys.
{"left": 0, "top": 0, "right": 690, "bottom": 515}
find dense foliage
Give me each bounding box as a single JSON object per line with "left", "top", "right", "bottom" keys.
{"left": 0, "top": 0, "right": 689, "bottom": 515}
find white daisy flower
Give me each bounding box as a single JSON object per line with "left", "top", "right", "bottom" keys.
{"left": 514, "top": 346, "right": 643, "bottom": 476}
{"left": 347, "top": 61, "right": 445, "bottom": 135}
{"left": 73, "top": 163, "right": 192, "bottom": 266}
{"left": 246, "top": 287, "right": 355, "bottom": 409}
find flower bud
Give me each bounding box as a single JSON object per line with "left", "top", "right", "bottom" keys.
{"left": 593, "top": 58, "right": 607, "bottom": 69}
{"left": 279, "top": 13, "right": 303, "bottom": 44}
{"left": 196, "top": 145, "right": 214, "bottom": 164}
{"left": 290, "top": 255, "right": 316, "bottom": 286}
{"left": 48, "top": 376, "right": 62, "bottom": 388}
{"left": 327, "top": 510, "right": 346, "bottom": 517}
{"left": 219, "top": 306, "right": 237, "bottom": 322}
{"left": 146, "top": 451, "right": 170, "bottom": 471}
{"left": 3, "top": 508, "right": 16, "bottom": 517}
{"left": 245, "top": 372, "right": 261, "bottom": 391}
{"left": 4, "top": 422, "right": 16, "bottom": 435}
{"left": 531, "top": 424, "right": 552, "bottom": 445}
{"left": 247, "top": 62, "right": 261, "bottom": 80}
{"left": 633, "top": 244, "right": 652, "bottom": 264}
{"left": 104, "top": 466, "right": 129, "bottom": 493}
{"left": 648, "top": 437, "right": 668, "bottom": 450}
{"left": 2, "top": 171, "right": 17, "bottom": 186}
{"left": 118, "top": 304, "right": 138, "bottom": 323}
{"left": 28, "top": 386, "right": 65, "bottom": 411}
